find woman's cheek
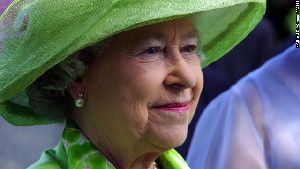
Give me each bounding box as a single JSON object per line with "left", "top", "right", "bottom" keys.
{"left": 126, "top": 62, "right": 166, "bottom": 99}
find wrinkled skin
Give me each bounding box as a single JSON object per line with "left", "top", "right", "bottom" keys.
{"left": 69, "top": 17, "right": 203, "bottom": 169}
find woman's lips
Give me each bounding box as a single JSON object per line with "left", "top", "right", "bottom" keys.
{"left": 152, "top": 102, "right": 189, "bottom": 113}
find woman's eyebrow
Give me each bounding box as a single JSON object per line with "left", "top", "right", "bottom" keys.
{"left": 129, "top": 32, "right": 166, "bottom": 44}
{"left": 129, "top": 30, "right": 198, "bottom": 48}
{"left": 130, "top": 33, "right": 166, "bottom": 47}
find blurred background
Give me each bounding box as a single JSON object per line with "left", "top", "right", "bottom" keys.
{"left": 0, "top": 0, "right": 296, "bottom": 168}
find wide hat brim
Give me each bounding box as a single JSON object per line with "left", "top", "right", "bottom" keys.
{"left": 0, "top": 0, "right": 266, "bottom": 126}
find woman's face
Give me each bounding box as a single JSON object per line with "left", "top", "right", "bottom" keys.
{"left": 77, "top": 17, "right": 203, "bottom": 153}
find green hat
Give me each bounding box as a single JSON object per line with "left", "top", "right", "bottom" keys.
{"left": 0, "top": 0, "right": 266, "bottom": 126}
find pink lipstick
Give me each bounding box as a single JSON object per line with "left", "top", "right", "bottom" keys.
{"left": 152, "top": 102, "right": 189, "bottom": 113}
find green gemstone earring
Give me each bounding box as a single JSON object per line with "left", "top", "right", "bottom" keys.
{"left": 75, "top": 93, "right": 84, "bottom": 108}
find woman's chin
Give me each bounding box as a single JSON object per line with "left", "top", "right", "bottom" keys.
{"left": 147, "top": 124, "right": 188, "bottom": 149}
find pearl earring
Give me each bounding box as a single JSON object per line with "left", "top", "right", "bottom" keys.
{"left": 75, "top": 93, "right": 84, "bottom": 108}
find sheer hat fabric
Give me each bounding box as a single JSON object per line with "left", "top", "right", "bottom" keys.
{"left": 0, "top": 0, "right": 266, "bottom": 126}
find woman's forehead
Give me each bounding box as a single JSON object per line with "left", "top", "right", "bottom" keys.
{"left": 117, "top": 17, "right": 198, "bottom": 44}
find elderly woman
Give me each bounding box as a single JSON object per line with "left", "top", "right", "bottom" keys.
{"left": 0, "top": 0, "right": 265, "bottom": 169}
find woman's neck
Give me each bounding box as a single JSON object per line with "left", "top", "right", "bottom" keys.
{"left": 107, "top": 151, "right": 159, "bottom": 169}
{"left": 73, "top": 115, "right": 165, "bottom": 169}
{"left": 91, "top": 133, "right": 164, "bottom": 169}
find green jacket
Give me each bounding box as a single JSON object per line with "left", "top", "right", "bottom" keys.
{"left": 27, "top": 121, "right": 190, "bottom": 169}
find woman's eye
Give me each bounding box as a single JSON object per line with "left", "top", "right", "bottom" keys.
{"left": 143, "top": 46, "right": 162, "bottom": 54}
{"left": 181, "top": 45, "right": 197, "bottom": 53}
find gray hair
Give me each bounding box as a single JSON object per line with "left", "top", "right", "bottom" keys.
{"left": 23, "top": 38, "right": 113, "bottom": 118}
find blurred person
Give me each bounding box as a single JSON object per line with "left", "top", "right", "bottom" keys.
{"left": 176, "top": 17, "right": 277, "bottom": 158}
{"left": 187, "top": 44, "right": 300, "bottom": 169}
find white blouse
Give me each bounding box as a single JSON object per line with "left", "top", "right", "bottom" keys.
{"left": 187, "top": 45, "right": 300, "bottom": 169}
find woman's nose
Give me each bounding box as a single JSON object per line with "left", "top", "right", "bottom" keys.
{"left": 163, "top": 52, "right": 197, "bottom": 91}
